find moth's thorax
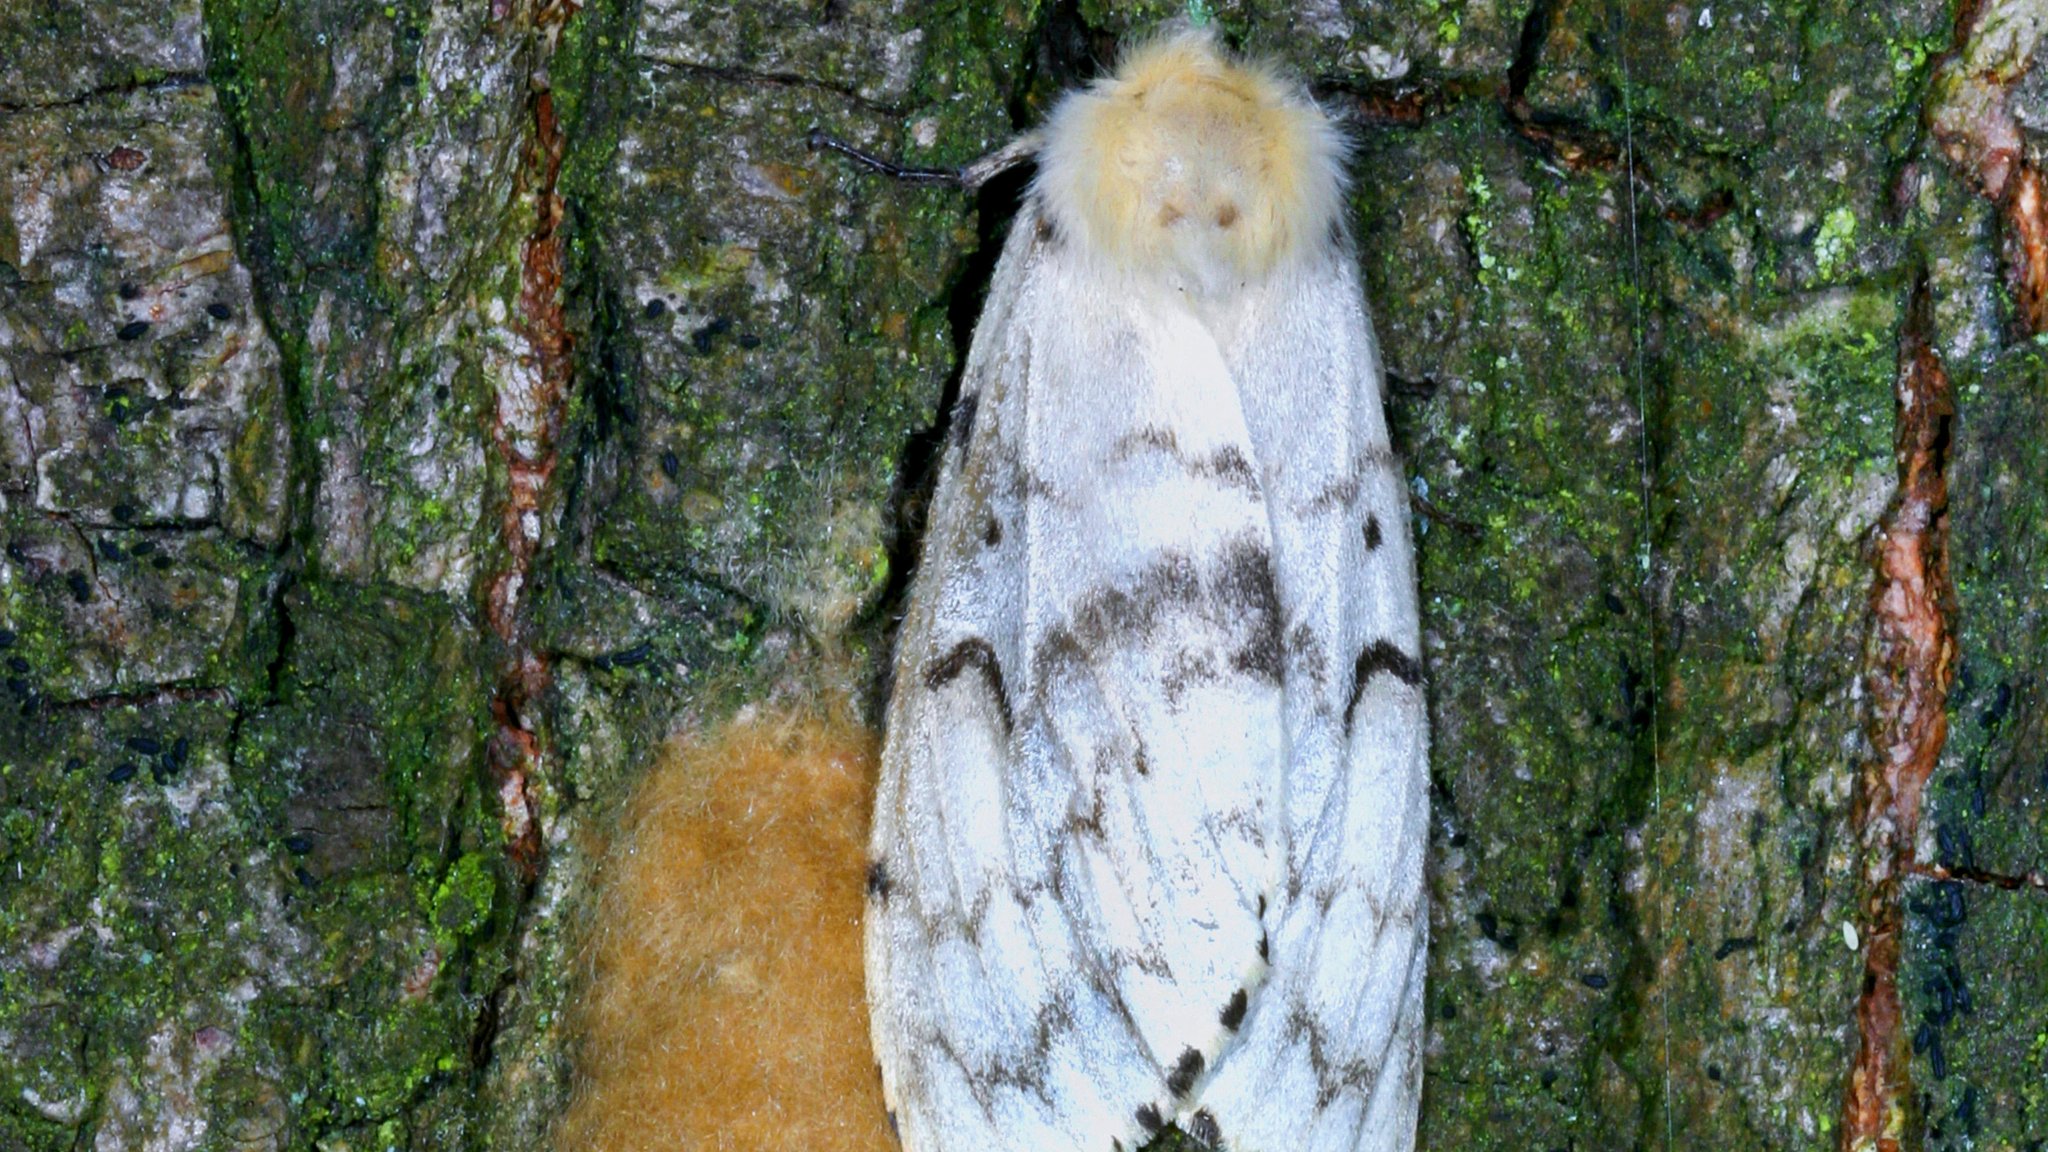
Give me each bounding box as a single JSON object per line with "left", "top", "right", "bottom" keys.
{"left": 1034, "top": 28, "right": 1348, "bottom": 297}
{"left": 1161, "top": 275, "right": 1266, "bottom": 349}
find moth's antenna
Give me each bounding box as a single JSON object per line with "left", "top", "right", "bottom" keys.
{"left": 807, "top": 129, "right": 1038, "bottom": 192}
{"left": 805, "top": 130, "right": 962, "bottom": 185}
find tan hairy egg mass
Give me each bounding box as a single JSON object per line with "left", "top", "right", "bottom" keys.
{"left": 1034, "top": 28, "right": 1348, "bottom": 289}
{"left": 553, "top": 710, "right": 891, "bottom": 1152}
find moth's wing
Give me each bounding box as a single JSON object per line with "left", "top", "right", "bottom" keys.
{"left": 1018, "top": 228, "right": 1285, "bottom": 1120}
{"left": 868, "top": 204, "right": 1065, "bottom": 1150}
{"left": 1199, "top": 249, "right": 1430, "bottom": 1152}
{"left": 867, "top": 204, "right": 1167, "bottom": 1152}
{"left": 867, "top": 201, "right": 1287, "bottom": 1152}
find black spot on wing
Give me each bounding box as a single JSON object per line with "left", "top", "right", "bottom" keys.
{"left": 1135, "top": 1104, "right": 1165, "bottom": 1133}
{"left": 1187, "top": 1109, "right": 1223, "bottom": 1148}
{"left": 982, "top": 515, "right": 1002, "bottom": 546}
{"left": 1219, "top": 988, "right": 1248, "bottom": 1031}
{"left": 1363, "top": 512, "right": 1383, "bottom": 550}
{"left": 1166, "top": 1047, "right": 1205, "bottom": 1097}
{"left": 924, "top": 637, "right": 1014, "bottom": 734}
{"left": 866, "top": 859, "right": 892, "bottom": 903}
{"left": 1343, "top": 639, "right": 1424, "bottom": 733}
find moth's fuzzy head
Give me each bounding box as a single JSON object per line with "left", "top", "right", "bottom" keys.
{"left": 1034, "top": 28, "right": 1348, "bottom": 290}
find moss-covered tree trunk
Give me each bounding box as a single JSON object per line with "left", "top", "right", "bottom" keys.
{"left": 3, "top": 0, "right": 2043, "bottom": 1148}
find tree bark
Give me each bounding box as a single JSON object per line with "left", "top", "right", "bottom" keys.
{"left": 1, "top": 0, "right": 2043, "bottom": 1149}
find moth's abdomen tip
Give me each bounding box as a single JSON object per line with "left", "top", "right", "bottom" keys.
{"left": 1034, "top": 27, "right": 1347, "bottom": 284}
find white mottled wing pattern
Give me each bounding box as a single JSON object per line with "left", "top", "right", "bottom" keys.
{"left": 866, "top": 195, "right": 1427, "bottom": 1152}
{"left": 1197, "top": 247, "right": 1430, "bottom": 1151}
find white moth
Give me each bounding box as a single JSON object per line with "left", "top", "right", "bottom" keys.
{"left": 865, "top": 27, "right": 1429, "bottom": 1152}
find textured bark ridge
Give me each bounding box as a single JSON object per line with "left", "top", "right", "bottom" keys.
{"left": 3, "top": 1, "right": 2048, "bottom": 1150}
{"left": 1843, "top": 281, "right": 1956, "bottom": 1152}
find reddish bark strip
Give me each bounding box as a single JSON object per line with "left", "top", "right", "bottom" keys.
{"left": 2005, "top": 164, "right": 2048, "bottom": 336}
{"left": 1841, "top": 284, "right": 1957, "bottom": 1152}
{"left": 486, "top": 0, "right": 579, "bottom": 881}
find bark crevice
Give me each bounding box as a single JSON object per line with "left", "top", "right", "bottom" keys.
{"left": 471, "top": 0, "right": 579, "bottom": 1073}
{"left": 0, "top": 71, "right": 207, "bottom": 115}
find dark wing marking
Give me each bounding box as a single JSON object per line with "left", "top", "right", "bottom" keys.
{"left": 922, "top": 637, "right": 1014, "bottom": 734}
{"left": 1342, "top": 639, "right": 1423, "bottom": 732}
